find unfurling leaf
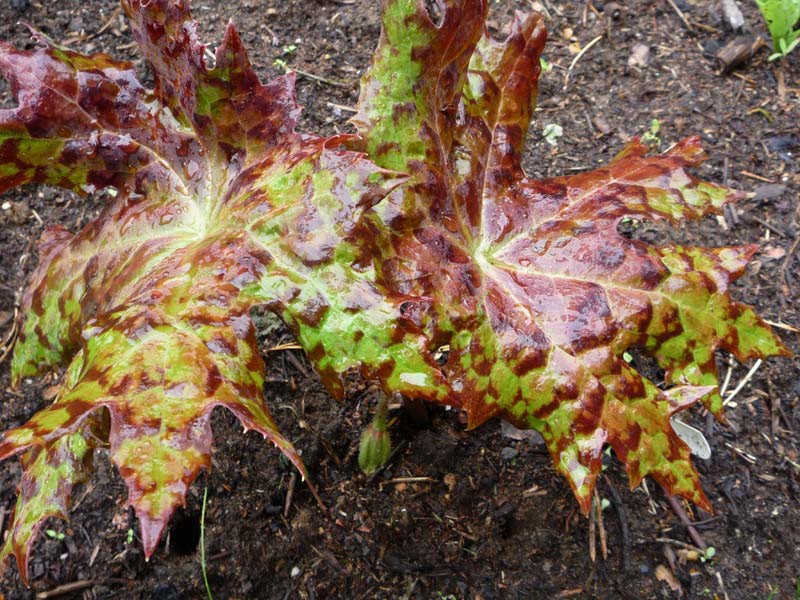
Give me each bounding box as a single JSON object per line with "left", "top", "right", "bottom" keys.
{"left": 0, "top": 0, "right": 449, "bottom": 580}
{"left": 358, "top": 396, "right": 392, "bottom": 475}
{"left": 354, "top": 0, "right": 788, "bottom": 513}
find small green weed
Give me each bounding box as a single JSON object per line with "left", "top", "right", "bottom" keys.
{"left": 755, "top": 0, "right": 800, "bottom": 60}
{"left": 44, "top": 529, "right": 65, "bottom": 542}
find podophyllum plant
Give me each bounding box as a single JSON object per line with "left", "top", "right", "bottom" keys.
{"left": 0, "top": 0, "right": 788, "bottom": 585}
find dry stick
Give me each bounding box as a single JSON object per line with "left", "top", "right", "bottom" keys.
{"left": 588, "top": 493, "right": 597, "bottom": 563}
{"left": 764, "top": 319, "right": 800, "bottom": 333}
{"left": 766, "top": 375, "right": 780, "bottom": 441}
{"left": 62, "top": 5, "right": 122, "bottom": 45}
{"left": 603, "top": 475, "right": 631, "bottom": 571}
{"left": 664, "top": 0, "right": 694, "bottom": 31}
{"left": 380, "top": 476, "right": 434, "bottom": 486}
{"left": 326, "top": 102, "right": 357, "bottom": 113}
{"left": 594, "top": 487, "right": 608, "bottom": 560}
{"left": 284, "top": 350, "right": 309, "bottom": 379}
{"left": 663, "top": 542, "right": 680, "bottom": 575}
{"left": 36, "top": 579, "right": 130, "bottom": 599}
{"left": 290, "top": 68, "right": 351, "bottom": 88}
{"left": 0, "top": 306, "right": 19, "bottom": 364}
{"left": 723, "top": 359, "right": 763, "bottom": 407}
{"left": 718, "top": 359, "right": 734, "bottom": 397}
{"left": 563, "top": 35, "right": 603, "bottom": 90}
{"left": 264, "top": 342, "right": 302, "bottom": 353}
{"left": 662, "top": 492, "right": 707, "bottom": 551}
{"left": 715, "top": 571, "right": 731, "bottom": 600}
{"left": 284, "top": 471, "right": 297, "bottom": 518}
{"left": 740, "top": 170, "right": 774, "bottom": 183}
{"left": 653, "top": 537, "right": 705, "bottom": 553}
{"left": 751, "top": 215, "right": 787, "bottom": 238}
{"left": 781, "top": 235, "right": 800, "bottom": 298}
{"left": 0, "top": 505, "right": 7, "bottom": 543}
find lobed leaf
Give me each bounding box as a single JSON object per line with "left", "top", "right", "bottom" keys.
{"left": 1, "top": 0, "right": 448, "bottom": 579}
{"left": 0, "top": 429, "right": 95, "bottom": 585}
{"left": 355, "top": 0, "right": 789, "bottom": 511}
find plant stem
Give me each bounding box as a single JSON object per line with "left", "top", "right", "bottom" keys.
{"left": 201, "top": 486, "right": 213, "bottom": 600}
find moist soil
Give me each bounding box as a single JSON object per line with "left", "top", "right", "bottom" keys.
{"left": 0, "top": 1, "right": 798, "bottom": 598}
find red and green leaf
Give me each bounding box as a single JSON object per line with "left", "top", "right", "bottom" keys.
{"left": 0, "top": 0, "right": 790, "bottom": 582}
{"left": 0, "top": 0, "right": 448, "bottom": 580}
{"left": 0, "top": 430, "right": 95, "bottom": 584}
{"left": 354, "top": 0, "right": 789, "bottom": 511}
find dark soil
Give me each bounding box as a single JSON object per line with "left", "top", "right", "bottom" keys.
{"left": 1, "top": 1, "right": 799, "bottom": 599}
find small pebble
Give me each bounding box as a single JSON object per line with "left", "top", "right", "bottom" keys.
{"left": 639, "top": 564, "right": 650, "bottom": 574}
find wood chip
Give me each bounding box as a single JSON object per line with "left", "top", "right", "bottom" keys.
{"left": 628, "top": 43, "right": 650, "bottom": 68}
{"left": 655, "top": 564, "right": 683, "bottom": 592}
{"left": 716, "top": 36, "right": 766, "bottom": 73}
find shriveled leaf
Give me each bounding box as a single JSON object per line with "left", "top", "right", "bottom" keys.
{"left": 0, "top": 0, "right": 448, "bottom": 578}
{"left": 355, "top": 0, "right": 788, "bottom": 511}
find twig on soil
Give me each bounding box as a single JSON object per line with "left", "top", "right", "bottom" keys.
{"left": 284, "top": 471, "right": 297, "bottom": 517}
{"left": 326, "top": 101, "right": 357, "bottom": 113}
{"left": 640, "top": 479, "right": 658, "bottom": 515}
{"left": 0, "top": 505, "right": 7, "bottom": 543}
{"left": 715, "top": 571, "right": 731, "bottom": 600}
{"left": 563, "top": 35, "right": 603, "bottom": 90}
{"left": 766, "top": 375, "right": 780, "bottom": 441}
{"left": 718, "top": 358, "right": 734, "bottom": 397}
{"left": 603, "top": 475, "right": 632, "bottom": 571}
{"left": 723, "top": 359, "right": 762, "bottom": 407}
{"left": 264, "top": 342, "right": 302, "bottom": 352}
{"left": 662, "top": 492, "right": 708, "bottom": 551}
{"left": 764, "top": 319, "right": 800, "bottom": 333}
{"left": 594, "top": 487, "right": 608, "bottom": 560}
{"left": 724, "top": 442, "right": 757, "bottom": 464}
{"left": 284, "top": 351, "right": 309, "bottom": 378}
{"left": 62, "top": 6, "right": 122, "bottom": 46}
{"left": 0, "top": 305, "right": 19, "bottom": 364}
{"left": 36, "top": 579, "right": 131, "bottom": 599}
{"left": 88, "top": 543, "right": 101, "bottom": 567}
{"left": 662, "top": 542, "right": 680, "bottom": 575}
{"left": 589, "top": 492, "right": 597, "bottom": 562}
{"left": 288, "top": 67, "right": 351, "bottom": 88}
{"left": 200, "top": 486, "right": 213, "bottom": 600}
{"left": 739, "top": 170, "right": 774, "bottom": 183}
{"left": 690, "top": 21, "right": 721, "bottom": 34}
{"left": 751, "top": 216, "right": 787, "bottom": 238}
{"left": 664, "top": 0, "right": 694, "bottom": 31}
{"left": 555, "top": 589, "right": 584, "bottom": 598}
{"left": 653, "top": 537, "right": 705, "bottom": 553}
{"left": 781, "top": 236, "right": 800, "bottom": 297}
{"left": 668, "top": 515, "right": 722, "bottom": 530}
{"left": 378, "top": 476, "right": 434, "bottom": 488}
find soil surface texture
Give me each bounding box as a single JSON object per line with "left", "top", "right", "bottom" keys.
{"left": 0, "top": 0, "right": 798, "bottom": 599}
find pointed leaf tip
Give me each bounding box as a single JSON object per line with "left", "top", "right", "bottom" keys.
{"left": 356, "top": 1, "right": 787, "bottom": 514}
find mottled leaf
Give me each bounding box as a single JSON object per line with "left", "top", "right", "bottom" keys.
{"left": 0, "top": 428, "right": 95, "bottom": 586}
{"left": 0, "top": 0, "right": 448, "bottom": 579}
{"left": 355, "top": 0, "right": 789, "bottom": 511}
